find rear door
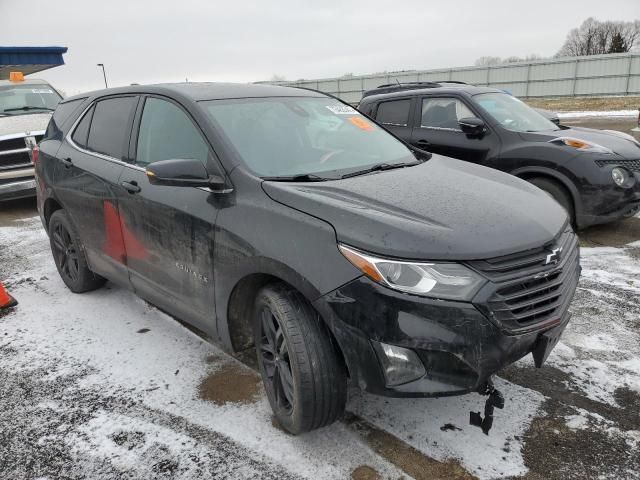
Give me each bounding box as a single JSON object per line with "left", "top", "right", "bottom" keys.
{"left": 410, "top": 96, "right": 500, "bottom": 163}
{"left": 372, "top": 97, "right": 414, "bottom": 142}
{"left": 116, "top": 96, "right": 221, "bottom": 331}
{"left": 54, "top": 95, "right": 139, "bottom": 286}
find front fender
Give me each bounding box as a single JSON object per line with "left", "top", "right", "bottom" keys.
{"left": 510, "top": 166, "right": 583, "bottom": 219}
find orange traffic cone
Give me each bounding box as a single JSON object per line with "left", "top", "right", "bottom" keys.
{"left": 0, "top": 282, "right": 17, "bottom": 309}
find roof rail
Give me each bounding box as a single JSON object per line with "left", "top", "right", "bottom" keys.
{"left": 432, "top": 80, "right": 468, "bottom": 85}
{"left": 361, "top": 81, "right": 470, "bottom": 98}
{"left": 376, "top": 81, "right": 440, "bottom": 89}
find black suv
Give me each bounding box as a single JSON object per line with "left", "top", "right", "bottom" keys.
{"left": 358, "top": 82, "right": 640, "bottom": 229}
{"left": 36, "top": 83, "right": 579, "bottom": 434}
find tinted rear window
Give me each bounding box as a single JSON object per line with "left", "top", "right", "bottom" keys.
{"left": 71, "top": 105, "right": 94, "bottom": 149}
{"left": 376, "top": 99, "right": 411, "bottom": 126}
{"left": 87, "top": 97, "right": 137, "bottom": 160}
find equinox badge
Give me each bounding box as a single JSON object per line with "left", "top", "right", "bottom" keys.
{"left": 545, "top": 247, "right": 563, "bottom": 265}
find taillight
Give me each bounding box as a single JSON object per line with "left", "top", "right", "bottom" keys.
{"left": 31, "top": 145, "right": 39, "bottom": 164}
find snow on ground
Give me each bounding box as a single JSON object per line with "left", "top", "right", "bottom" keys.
{"left": 2, "top": 215, "right": 640, "bottom": 479}
{"left": 557, "top": 110, "right": 638, "bottom": 119}
{"left": 544, "top": 246, "right": 640, "bottom": 404}
{"left": 1, "top": 218, "right": 406, "bottom": 480}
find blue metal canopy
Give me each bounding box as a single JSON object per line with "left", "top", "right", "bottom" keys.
{"left": 0, "top": 46, "right": 68, "bottom": 80}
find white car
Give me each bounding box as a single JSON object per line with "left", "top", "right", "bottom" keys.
{"left": 0, "top": 77, "right": 63, "bottom": 201}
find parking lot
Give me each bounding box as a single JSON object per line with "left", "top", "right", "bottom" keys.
{"left": 0, "top": 114, "right": 638, "bottom": 480}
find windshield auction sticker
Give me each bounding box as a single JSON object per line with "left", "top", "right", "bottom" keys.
{"left": 326, "top": 105, "right": 358, "bottom": 115}
{"left": 347, "top": 116, "right": 374, "bottom": 131}
{"left": 31, "top": 89, "right": 54, "bottom": 94}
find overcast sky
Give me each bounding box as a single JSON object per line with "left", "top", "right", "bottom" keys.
{"left": 1, "top": 0, "right": 638, "bottom": 95}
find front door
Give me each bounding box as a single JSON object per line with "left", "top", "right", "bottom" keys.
{"left": 116, "top": 96, "right": 221, "bottom": 331}
{"left": 54, "top": 96, "right": 139, "bottom": 286}
{"left": 410, "top": 96, "right": 500, "bottom": 164}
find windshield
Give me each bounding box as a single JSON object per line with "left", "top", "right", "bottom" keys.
{"left": 202, "top": 97, "right": 415, "bottom": 179}
{"left": 474, "top": 92, "right": 559, "bottom": 133}
{"left": 0, "top": 83, "right": 62, "bottom": 116}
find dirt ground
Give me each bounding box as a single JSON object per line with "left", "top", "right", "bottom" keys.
{"left": 525, "top": 96, "right": 640, "bottom": 113}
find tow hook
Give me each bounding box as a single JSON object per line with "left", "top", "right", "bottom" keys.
{"left": 470, "top": 377, "right": 505, "bottom": 435}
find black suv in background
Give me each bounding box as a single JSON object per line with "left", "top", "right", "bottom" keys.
{"left": 36, "top": 83, "right": 578, "bottom": 434}
{"left": 358, "top": 82, "right": 640, "bottom": 229}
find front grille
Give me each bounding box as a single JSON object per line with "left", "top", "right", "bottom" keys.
{"left": 0, "top": 137, "right": 27, "bottom": 150}
{"left": 471, "top": 227, "right": 580, "bottom": 334}
{"left": 0, "top": 136, "right": 31, "bottom": 170}
{"left": 468, "top": 227, "right": 576, "bottom": 283}
{"left": 595, "top": 159, "right": 640, "bottom": 172}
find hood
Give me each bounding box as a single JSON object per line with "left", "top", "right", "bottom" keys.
{"left": 262, "top": 156, "right": 568, "bottom": 261}
{"left": 0, "top": 113, "right": 51, "bottom": 137}
{"left": 520, "top": 126, "right": 640, "bottom": 159}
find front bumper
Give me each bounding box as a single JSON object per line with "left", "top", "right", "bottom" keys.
{"left": 576, "top": 162, "right": 640, "bottom": 229}
{"left": 314, "top": 231, "right": 580, "bottom": 397}
{"left": 0, "top": 178, "right": 36, "bottom": 202}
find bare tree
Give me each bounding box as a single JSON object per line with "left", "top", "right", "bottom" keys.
{"left": 474, "top": 56, "right": 502, "bottom": 66}
{"left": 474, "top": 54, "right": 544, "bottom": 66}
{"left": 557, "top": 18, "right": 640, "bottom": 57}
{"left": 270, "top": 74, "right": 286, "bottom": 82}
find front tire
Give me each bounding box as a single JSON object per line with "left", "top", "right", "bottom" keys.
{"left": 48, "top": 210, "right": 106, "bottom": 293}
{"left": 254, "top": 284, "right": 347, "bottom": 434}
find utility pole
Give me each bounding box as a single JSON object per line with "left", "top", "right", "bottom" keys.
{"left": 97, "top": 63, "right": 108, "bottom": 88}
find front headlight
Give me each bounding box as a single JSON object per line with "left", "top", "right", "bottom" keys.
{"left": 338, "top": 245, "right": 486, "bottom": 301}
{"left": 550, "top": 137, "right": 613, "bottom": 154}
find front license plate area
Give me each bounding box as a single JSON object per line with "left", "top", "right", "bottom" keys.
{"left": 532, "top": 315, "right": 570, "bottom": 368}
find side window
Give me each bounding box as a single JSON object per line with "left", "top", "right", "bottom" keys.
{"left": 135, "top": 98, "right": 209, "bottom": 167}
{"left": 375, "top": 99, "right": 411, "bottom": 126}
{"left": 86, "top": 97, "right": 137, "bottom": 160}
{"left": 71, "top": 105, "right": 94, "bottom": 149}
{"left": 420, "top": 98, "right": 474, "bottom": 130}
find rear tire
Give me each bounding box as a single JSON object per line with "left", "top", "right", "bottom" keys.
{"left": 254, "top": 283, "right": 347, "bottom": 434}
{"left": 528, "top": 177, "right": 575, "bottom": 226}
{"left": 48, "top": 210, "right": 106, "bottom": 293}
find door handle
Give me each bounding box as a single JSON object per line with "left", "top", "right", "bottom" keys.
{"left": 61, "top": 157, "right": 73, "bottom": 168}
{"left": 416, "top": 139, "right": 431, "bottom": 147}
{"left": 121, "top": 180, "right": 141, "bottom": 194}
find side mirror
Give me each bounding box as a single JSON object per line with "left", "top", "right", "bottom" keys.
{"left": 458, "top": 117, "right": 486, "bottom": 136}
{"left": 146, "top": 158, "right": 228, "bottom": 191}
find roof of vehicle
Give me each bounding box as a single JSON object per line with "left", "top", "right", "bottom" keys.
{"left": 63, "top": 82, "right": 326, "bottom": 103}
{"left": 358, "top": 83, "right": 502, "bottom": 105}
{"left": 0, "top": 78, "right": 53, "bottom": 87}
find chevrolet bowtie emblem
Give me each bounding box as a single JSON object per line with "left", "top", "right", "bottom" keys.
{"left": 545, "top": 247, "right": 563, "bottom": 265}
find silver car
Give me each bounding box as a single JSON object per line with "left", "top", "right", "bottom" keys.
{"left": 0, "top": 78, "right": 63, "bottom": 201}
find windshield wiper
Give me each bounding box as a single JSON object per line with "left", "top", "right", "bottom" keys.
{"left": 2, "top": 106, "right": 55, "bottom": 113}
{"left": 340, "top": 161, "right": 418, "bottom": 179}
{"left": 262, "top": 173, "right": 332, "bottom": 182}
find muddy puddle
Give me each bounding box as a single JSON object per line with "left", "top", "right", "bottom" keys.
{"left": 580, "top": 216, "right": 640, "bottom": 247}
{"left": 344, "top": 413, "right": 475, "bottom": 480}
{"left": 198, "top": 362, "right": 262, "bottom": 406}
{"left": 350, "top": 465, "right": 382, "bottom": 480}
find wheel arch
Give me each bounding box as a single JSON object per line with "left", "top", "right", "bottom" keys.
{"left": 43, "top": 196, "right": 64, "bottom": 230}
{"left": 511, "top": 166, "right": 582, "bottom": 218}
{"left": 222, "top": 266, "right": 349, "bottom": 375}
